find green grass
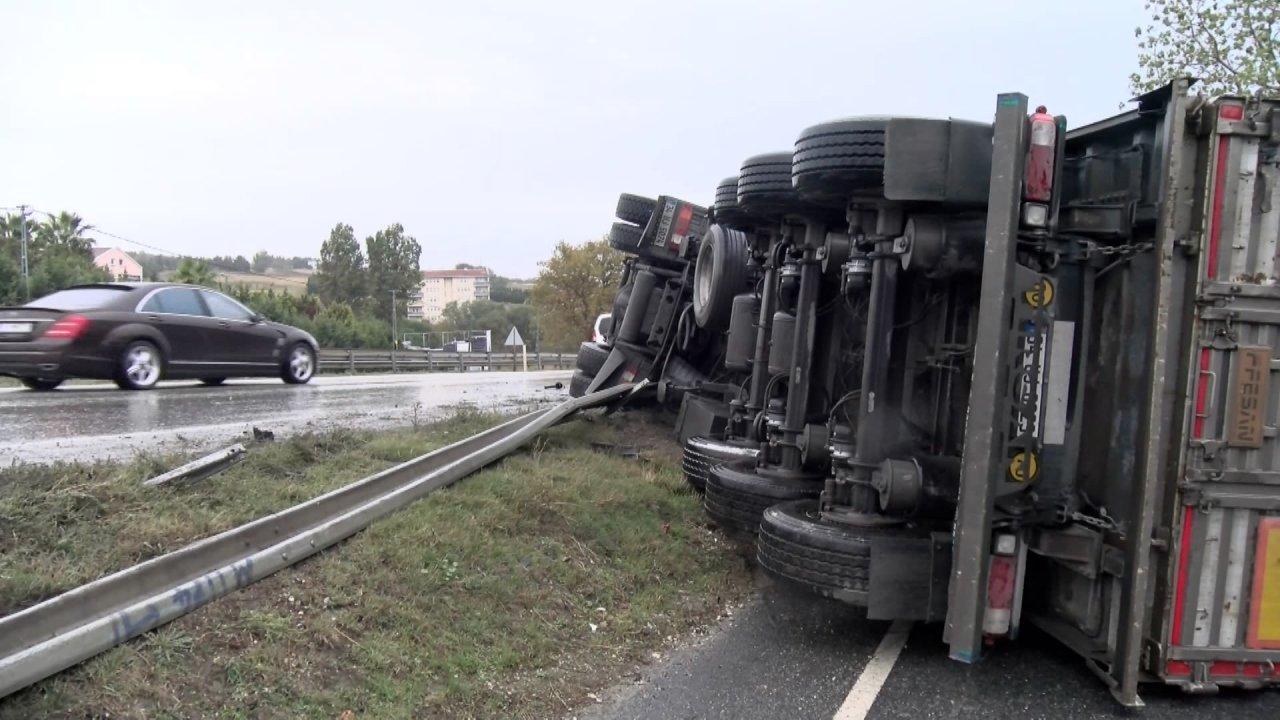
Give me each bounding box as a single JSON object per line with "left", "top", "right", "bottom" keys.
{"left": 0, "top": 409, "right": 751, "bottom": 718}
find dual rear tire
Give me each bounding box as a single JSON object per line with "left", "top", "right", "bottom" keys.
{"left": 704, "top": 461, "right": 822, "bottom": 535}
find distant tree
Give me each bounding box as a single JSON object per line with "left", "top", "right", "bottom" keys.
{"left": 251, "top": 250, "right": 272, "bottom": 274}
{"left": 0, "top": 252, "right": 20, "bottom": 305}
{"left": 365, "top": 223, "right": 421, "bottom": 319}
{"left": 234, "top": 255, "right": 251, "bottom": 272}
{"left": 0, "top": 214, "right": 28, "bottom": 267}
{"left": 1133, "top": 0, "right": 1279, "bottom": 95}
{"left": 130, "top": 250, "right": 182, "bottom": 277}
{"left": 530, "top": 237, "right": 623, "bottom": 350}
{"left": 173, "top": 258, "right": 216, "bottom": 286}
{"left": 314, "top": 223, "right": 368, "bottom": 305}
{"left": 28, "top": 251, "right": 108, "bottom": 299}
{"left": 489, "top": 275, "right": 530, "bottom": 304}
{"left": 440, "top": 299, "right": 537, "bottom": 350}
{"left": 33, "top": 212, "right": 94, "bottom": 257}
{"left": 0, "top": 211, "right": 105, "bottom": 300}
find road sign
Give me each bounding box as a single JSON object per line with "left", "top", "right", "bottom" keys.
{"left": 504, "top": 326, "right": 524, "bottom": 347}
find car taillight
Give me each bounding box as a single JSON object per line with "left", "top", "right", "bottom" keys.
{"left": 43, "top": 314, "right": 91, "bottom": 340}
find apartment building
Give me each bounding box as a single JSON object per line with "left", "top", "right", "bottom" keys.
{"left": 407, "top": 268, "right": 490, "bottom": 321}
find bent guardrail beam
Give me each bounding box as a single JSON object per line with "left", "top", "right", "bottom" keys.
{"left": 0, "top": 383, "right": 635, "bottom": 700}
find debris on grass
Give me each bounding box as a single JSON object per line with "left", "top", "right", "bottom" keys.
{"left": 142, "top": 443, "right": 247, "bottom": 487}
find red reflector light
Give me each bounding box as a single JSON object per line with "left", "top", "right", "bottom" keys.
{"left": 1220, "top": 104, "right": 1244, "bottom": 120}
{"left": 43, "top": 314, "right": 91, "bottom": 340}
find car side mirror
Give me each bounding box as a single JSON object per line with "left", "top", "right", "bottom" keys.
{"left": 250, "top": 314, "right": 264, "bottom": 323}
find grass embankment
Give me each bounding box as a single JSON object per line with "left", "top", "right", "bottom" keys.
{"left": 0, "top": 409, "right": 751, "bottom": 718}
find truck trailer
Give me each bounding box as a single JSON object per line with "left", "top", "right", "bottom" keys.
{"left": 573, "top": 79, "right": 1279, "bottom": 706}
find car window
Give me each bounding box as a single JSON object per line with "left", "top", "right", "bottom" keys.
{"left": 202, "top": 291, "right": 255, "bottom": 321}
{"left": 142, "top": 288, "right": 209, "bottom": 316}
{"left": 26, "top": 287, "right": 130, "bottom": 311}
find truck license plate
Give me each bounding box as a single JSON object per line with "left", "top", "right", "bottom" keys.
{"left": 0, "top": 322, "right": 32, "bottom": 334}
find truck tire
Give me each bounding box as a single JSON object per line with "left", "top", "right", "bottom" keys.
{"left": 792, "top": 118, "right": 887, "bottom": 204}
{"left": 576, "top": 341, "right": 610, "bottom": 377}
{"left": 757, "top": 500, "right": 870, "bottom": 602}
{"left": 616, "top": 193, "right": 657, "bottom": 226}
{"left": 609, "top": 222, "right": 643, "bottom": 254}
{"left": 713, "top": 175, "right": 751, "bottom": 228}
{"left": 704, "top": 460, "right": 821, "bottom": 535}
{"left": 682, "top": 436, "right": 760, "bottom": 493}
{"left": 757, "top": 500, "right": 933, "bottom": 605}
{"left": 569, "top": 369, "right": 592, "bottom": 397}
{"left": 737, "top": 152, "right": 803, "bottom": 215}
{"left": 692, "top": 225, "right": 750, "bottom": 329}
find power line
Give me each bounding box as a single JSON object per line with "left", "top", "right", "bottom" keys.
{"left": 9, "top": 205, "right": 315, "bottom": 287}
{"left": 84, "top": 225, "right": 185, "bottom": 257}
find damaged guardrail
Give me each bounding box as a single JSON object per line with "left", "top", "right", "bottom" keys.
{"left": 0, "top": 383, "right": 638, "bottom": 700}
{"left": 143, "top": 444, "right": 247, "bottom": 487}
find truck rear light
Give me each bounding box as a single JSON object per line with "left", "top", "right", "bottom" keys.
{"left": 1024, "top": 105, "right": 1056, "bottom": 203}
{"left": 1021, "top": 202, "right": 1049, "bottom": 228}
{"left": 42, "top": 314, "right": 91, "bottom": 340}
{"left": 994, "top": 533, "right": 1018, "bottom": 555}
{"left": 983, "top": 554, "right": 1016, "bottom": 636}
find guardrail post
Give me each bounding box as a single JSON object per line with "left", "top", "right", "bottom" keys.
{"left": 347, "top": 348, "right": 355, "bottom": 374}
{"left": 485, "top": 351, "right": 491, "bottom": 372}
{"left": 426, "top": 349, "right": 434, "bottom": 372}
{"left": 391, "top": 349, "right": 398, "bottom": 373}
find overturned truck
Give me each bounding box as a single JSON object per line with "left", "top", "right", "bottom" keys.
{"left": 570, "top": 80, "right": 1279, "bottom": 706}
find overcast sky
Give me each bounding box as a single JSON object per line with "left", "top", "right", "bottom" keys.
{"left": 1, "top": 1, "right": 1148, "bottom": 278}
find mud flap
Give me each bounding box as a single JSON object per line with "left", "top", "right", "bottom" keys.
{"left": 868, "top": 533, "right": 952, "bottom": 622}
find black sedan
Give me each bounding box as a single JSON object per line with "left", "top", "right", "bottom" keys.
{"left": 0, "top": 283, "right": 319, "bottom": 391}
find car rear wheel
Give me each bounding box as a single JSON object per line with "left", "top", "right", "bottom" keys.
{"left": 200, "top": 377, "right": 227, "bottom": 386}
{"left": 282, "top": 343, "right": 315, "bottom": 384}
{"left": 115, "top": 340, "right": 163, "bottom": 390}
{"left": 20, "top": 377, "right": 63, "bottom": 391}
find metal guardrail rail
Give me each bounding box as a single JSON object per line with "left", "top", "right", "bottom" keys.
{"left": 0, "top": 383, "right": 637, "bottom": 700}
{"left": 317, "top": 349, "right": 574, "bottom": 374}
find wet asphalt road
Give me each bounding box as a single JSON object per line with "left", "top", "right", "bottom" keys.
{"left": 0, "top": 370, "right": 571, "bottom": 464}
{"left": 584, "top": 573, "right": 1280, "bottom": 720}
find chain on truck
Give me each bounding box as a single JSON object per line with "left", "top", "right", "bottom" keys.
{"left": 571, "top": 79, "right": 1280, "bottom": 706}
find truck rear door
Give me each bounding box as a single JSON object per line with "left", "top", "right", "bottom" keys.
{"left": 1163, "top": 95, "right": 1280, "bottom": 689}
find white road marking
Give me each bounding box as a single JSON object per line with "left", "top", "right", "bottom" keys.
{"left": 833, "top": 620, "right": 914, "bottom": 720}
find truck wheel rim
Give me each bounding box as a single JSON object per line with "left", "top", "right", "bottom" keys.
{"left": 290, "top": 347, "right": 314, "bottom": 381}
{"left": 125, "top": 347, "right": 160, "bottom": 386}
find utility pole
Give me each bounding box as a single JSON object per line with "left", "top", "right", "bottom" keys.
{"left": 390, "top": 289, "right": 398, "bottom": 348}
{"left": 17, "top": 205, "right": 30, "bottom": 301}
